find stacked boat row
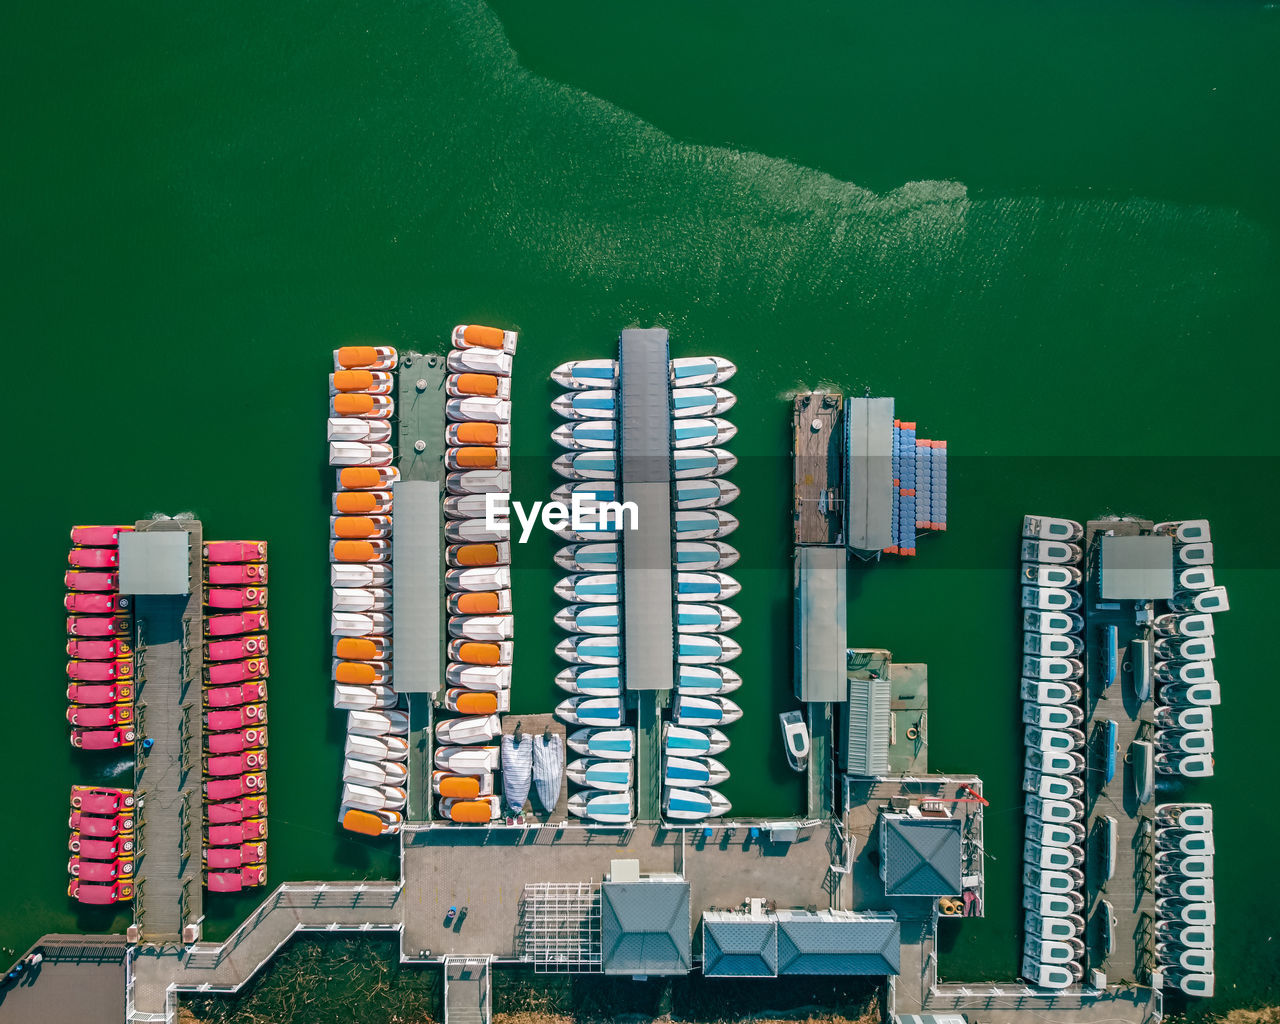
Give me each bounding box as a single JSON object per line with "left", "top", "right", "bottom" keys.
{"left": 65, "top": 525, "right": 137, "bottom": 750}
{"left": 434, "top": 325, "right": 520, "bottom": 824}
{"left": 1152, "top": 521, "right": 1224, "bottom": 779}
{"left": 1019, "top": 515, "right": 1086, "bottom": 991}
{"left": 201, "top": 540, "right": 270, "bottom": 891}
{"left": 328, "top": 345, "right": 409, "bottom": 838}
{"left": 886, "top": 420, "right": 948, "bottom": 556}
{"left": 1154, "top": 803, "right": 1215, "bottom": 998}
{"left": 67, "top": 786, "right": 136, "bottom": 905}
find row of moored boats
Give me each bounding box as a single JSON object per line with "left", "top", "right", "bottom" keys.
{"left": 1153, "top": 802, "right": 1215, "bottom": 997}
{"left": 67, "top": 786, "right": 136, "bottom": 904}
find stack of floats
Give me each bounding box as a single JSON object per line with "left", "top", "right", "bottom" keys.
{"left": 65, "top": 526, "right": 137, "bottom": 750}
{"left": 201, "top": 541, "right": 270, "bottom": 892}
{"left": 1154, "top": 802, "right": 1216, "bottom": 998}
{"left": 329, "top": 346, "right": 410, "bottom": 837}
{"left": 886, "top": 421, "right": 948, "bottom": 555}
{"left": 435, "top": 324, "right": 519, "bottom": 824}
{"left": 549, "top": 352, "right": 741, "bottom": 824}
{"left": 1018, "top": 515, "right": 1087, "bottom": 991}
{"left": 67, "top": 785, "right": 136, "bottom": 905}
{"left": 1153, "top": 521, "right": 1225, "bottom": 780}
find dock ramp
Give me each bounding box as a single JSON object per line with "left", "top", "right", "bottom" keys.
{"left": 444, "top": 956, "right": 492, "bottom": 1024}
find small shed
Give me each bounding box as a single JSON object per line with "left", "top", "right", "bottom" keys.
{"left": 701, "top": 912, "right": 778, "bottom": 977}
{"left": 118, "top": 531, "right": 190, "bottom": 595}
{"left": 1100, "top": 534, "right": 1174, "bottom": 600}
{"left": 843, "top": 675, "right": 891, "bottom": 776}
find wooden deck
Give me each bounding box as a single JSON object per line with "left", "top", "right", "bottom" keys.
{"left": 792, "top": 391, "right": 843, "bottom": 545}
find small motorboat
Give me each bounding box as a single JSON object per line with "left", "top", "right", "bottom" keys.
{"left": 71, "top": 727, "right": 137, "bottom": 750}
{"left": 207, "top": 562, "right": 269, "bottom": 585}
{"left": 1025, "top": 820, "right": 1086, "bottom": 849}
{"left": 1021, "top": 587, "right": 1082, "bottom": 612}
{"left": 448, "top": 640, "right": 513, "bottom": 665}
{"left": 1132, "top": 739, "right": 1155, "bottom": 804}
{"left": 446, "top": 542, "right": 511, "bottom": 568}
{"left": 432, "top": 771, "right": 495, "bottom": 798}
{"left": 1154, "top": 922, "right": 1214, "bottom": 949}
{"left": 329, "top": 441, "right": 393, "bottom": 467}
{"left": 1154, "top": 612, "right": 1215, "bottom": 639}
{"left": 205, "top": 703, "right": 267, "bottom": 731}
{"left": 1026, "top": 726, "right": 1084, "bottom": 753}
{"left": 673, "top": 510, "right": 739, "bottom": 541}
{"left": 347, "top": 709, "right": 410, "bottom": 737}
{"left": 676, "top": 665, "right": 742, "bottom": 696}
{"left": 1156, "top": 663, "right": 1217, "bottom": 688}
{"left": 555, "top": 666, "right": 621, "bottom": 697}
{"left": 452, "top": 323, "right": 518, "bottom": 354}
{"left": 1022, "top": 890, "right": 1084, "bottom": 917}
{"left": 1021, "top": 562, "right": 1083, "bottom": 587}
{"left": 555, "top": 573, "right": 620, "bottom": 604}
{"left": 448, "top": 613, "right": 514, "bottom": 641}
{"left": 206, "top": 796, "right": 267, "bottom": 824}
{"left": 676, "top": 571, "right": 741, "bottom": 602}
{"left": 674, "top": 478, "right": 740, "bottom": 509}
{"left": 1157, "top": 945, "right": 1214, "bottom": 972}
{"left": 552, "top": 420, "right": 621, "bottom": 451}
{"left": 1155, "top": 752, "right": 1214, "bottom": 778}
{"left": 445, "top": 519, "right": 510, "bottom": 545}
{"left": 555, "top": 636, "right": 619, "bottom": 666}
{"left": 446, "top": 373, "right": 511, "bottom": 400}
{"left": 551, "top": 389, "right": 618, "bottom": 420}
{"left": 674, "top": 695, "right": 742, "bottom": 727}
{"left": 663, "top": 724, "right": 730, "bottom": 757}
{"left": 1021, "top": 540, "right": 1083, "bottom": 565}
{"left": 1155, "top": 636, "right": 1215, "bottom": 662}
{"left": 532, "top": 730, "right": 564, "bottom": 811}
{"left": 1155, "top": 898, "right": 1216, "bottom": 927}
{"left": 205, "top": 865, "right": 269, "bottom": 891}
{"left": 346, "top": 733, "right": 409, "bottom": 763}
{"left": 445, "top": 396, "right": 512, "bottom": 423}
{"left": 436, "top": 714, "right": 502, "bottom": 745}
{"left": 205, "top": 750, "right": 268, "bottom": 777}
{"left": 1169, "top": 585, "right": 1230, "bottom": 614}
{"left": 1154, "top": 519, "right": 1211, "bottom": 544}
{"left": 1022, "top": 864, "right": 1084, "bottom": 894}
{"left": 331, "top": 515, "right": 392, "bottom": 540}
{"left": 669, "top": 356, "right": 735, "bottom": 387}
{"left": 1156, "top": 803, "right": 1213, "bottom": 832}
{"left": 445, "top": 421, "right": 511, "bottom": 448}
{"left": 1023, "top": 770, "right": 1083, "bottom": 801}
{"left": 1156, "top": 875, "right": 1214, "bottom": 903}
{"left": 664, "top": 787, "right": 731, "bottom": 821}
{"left": 1173, "top": 973, "right": 1215, "bottom": 999}
{"left": 672, "top": 447, "right": 737, "bottom": 479}
{"left": 67, "top": 703, "right": 133, "bottom": 728}
{"left": 445, "top": 663, "right": 512, "bottom": 691}
{"left": 555, "top": 604, "right": 620, "bottom": 635}
{"left": 1020, "top": 679, "right": 1081, "bottom": 705}
{"left": 205, "top": 726, "right": 267, "bottom": 754}
{"left": 204, "top": 773, "right": 266, "bottom": 801}
{"left": 69, "top": 808, "right": 135, "bottom": 837}
{"left": 444, "top": 689, "right": 505, "bottom": 715}
{"left": 70, "top": 525, "right": 133, "bottom": 546}
{"left": 1022, "top": 935, "right": 1085, "bottom": 964}
{"left": 68, "top": 547, "right": 119, "bottom": 569}
{"left": 502, "top": 730, "right": 534, "bottom": 814}
{"left": 1024, "top": 795, "right": 1085, "bottom": 823}
{"left": 568, "top": 757, "right": 632, "bottom": 792}
{"left": 443, "top": 492, "right": 507, "bottom": 520}
{"left": 331, "top": 610, "right": 392, "bottom": 637}
{"left": 333, "top": 683, "right": 398, "bottom": 711}
{"left": 205, "top": 657, "right": 269, "bottom": 685}
{"left": 445, "top": 446, "right": 510, "bottom": 472}
{"left": 1101, "top": 898, "right": 1117, "bottom": 956}
{"left": 447, "top": 348, "right": 512, "bottom": 376}
{"left": 433, "top": 744, "right": 500, "bottom": 775}
{"left": 1159, "top": 681, "right": 1221, "bottom": 707}
{"left": 1023, "top": 633, "right": 1083, "bottom": 658}
{"left": 69, "top": 786, "right": 135, "bottom": 813}
{"left": 556, "top": 696, "right": 625, "bottom": 727}
{"left": 1157, "top": 730, "right": 1214, "bottom": 755}
{"left": 65, "top": 571, "right": 119, "bottom": 593}
{"left": 68, "top": 879, "right": 135, "bottom": 905}
{"left": 1022, "top": 516, "right": 1084, "bottom": 542}
{"left": 343, "top": 757, "right": 409, "bottom": 788}
{"left": 1154, "top": 705, "right": 1214, "bottom": 732}
{"left": 664, "top": 755, "right": 730, "bottom": 789}
{"left": 671, "top": 541, "right": 739, "bottom": 571}
{"left": 205, "top": 540, "right": 268, "bottom": 563}
{"left": 1025, "top": 911, "right": 1084, "bottom": 941}
{"left": 676, "top": 634, "right": 742, "bottom": 664}
{"left": 445, "top": 566, "right": 511, "bottom": 594}
{"left": 67, "top": 615, "right": 132, "bottom": 638}
{"left": 1177, "top": 543, "right": 1214, "bottom": 566}
{"left": 1176, "top": 566, "right": 1215, "bottom": 592}
{"left": 1023, "top": 656, "right": 1083, "bottom": 681}
{"left": 566, "top": 728, "right": 635, "bottom": 760}
{"left": 1023, "top": 610, "right": 1084, "bottom": 635}
{"left": 1022, "top": 959, "right": 1080, "bottom": 990}
{"left": 672, "top": 386, "right": 736, "bottom": 418}
{"left": 552, "top": 450, "right": 617, "bottom": 481}
{"left": 206, "top": 635, "right": 268, "bottom": 662}
{"left": 1022, "top": 704, "right": 1083, "bottom": 729}
{"left": 205, "top": 609, "right": 268, "bottom": 633}
{"left": 327, "top": 417, "right": 392, "bottom": 443}
{"left": 553, "top": 542, "right": 618, "bottom": 572}
{"left": 64, "top": 593, "right": 130, "bottom": 614}
{"left": 338, "top": 466, "right": 400, "bottom": 490}
{"left": 567, "top": 789, "right": 632, "bottom": 824}
{"left": 341, "top": 782, "right": 407, "bottom": 812}
{"left": 670, "top": 417, "right": 737, "bottom": 448}
{"left": 207, "top": 586, "right": 268, "bottom": 611}
{"left": 1023, "top": 841, "right": 1083, "bottom": 872}
{"left": 67, "top": 658, "right": 134, "bottom": 682}
{"left": 1103, "top": 719, "right": 1118, "bottom": 783}
{"left": 551, "top": 358, "right": 616, "bottom": 390}
{"left": 330, "top": 369, "right": 394, "bottom": 394}
{"left": 334, "top": 345, "right": 397, "bottom": 371}
{"left": 206, "top": 819, "right": 268, "bottom": 844}
{"left": 440, "top": 796, "right": 502, "bottom": 823}
{"left": 1132, "top": 637, "right": 1153, "bottom": 702}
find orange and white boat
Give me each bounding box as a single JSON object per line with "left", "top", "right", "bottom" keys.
{"left": 432, "top": 769, "right": 495, "bottom": 797}
{"left": 330, "top": 392, "right": 394, "bottom": 419}
{"left": 333, "top": 490, "right": 393, "bottom": 515}
{"left": 444, "top": 447, "right": 509, "bottom": 471}
{"left": 333, "top": 345, "right": 398, "bottom": 371}
{"left": 330, "top": 539, "right": 391, "bottom": 563}
{"left": 331, "top": 515, "right": 392, "bottom": 539}
{"left": 446, "top": 542, "right": 511, "bottom": 568}
{"left": 329, "top": 441, "right": 393, "bottom": 467}
{"left": 445, "top": 422, "right": 511, "bottom": 447}
{"left": 446, "top": 590, "right": 512, "bottom": 615}
{"left": 452, "top": 324, "right": 518, "bottom": 354}
{"left": 330, "top": 369, "right": 394, "bottom": 394}
{"left": 338, "top": 466, "right": 400, "bottom": 490}
{"left": 333, "top": 635, "right": 391, "bottom": 661}
{"left": 447, "top": 640, "right": 513, "bottom": 665}
{"left": 446, "top": 373, "right": 511, "bottom": 400}
{"left": 440, "top": 796, "right": 502, "bottom": 823}
{"left": 341, "top": 806, "right": 402, "bottom": 836}
{"left": 333, "top": 660, "right": 391, "bottom": 686}
{"left": 444, "top": 688, "right": 508, "bottom": 714}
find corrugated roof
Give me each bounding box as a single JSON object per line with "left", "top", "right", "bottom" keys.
{"left": 392, "top": 480, "right": 440, "bottom": 693}
{"left": 601, "top": 879, "right": 690, "bottom": 975}
{"left": 882, "top": 816, "right": 963, "bottom": 896}
{"left": 702, "top": 914, "right": 777, "bottom": 977}
{"left": 775, "top": 911, "right": 900, "bottom": 975}
{"left": 795, "top": 547, "right": 847, "bottom": 702}
{"left": 844, "top": 676, "right": 891, "bottom": 776}
{"left": 1100, "top": 534, "right": 1173, "bottom": 600}
{"left": 845, "top": 397, "right": 894, "bottom": 552}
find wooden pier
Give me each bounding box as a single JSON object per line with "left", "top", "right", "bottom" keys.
{"left": 792, "top": 391, "right": 843, "bottom": 546}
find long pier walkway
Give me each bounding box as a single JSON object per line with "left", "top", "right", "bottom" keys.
{"left": 131, "top": 518, "right": 204, "bottom": 945}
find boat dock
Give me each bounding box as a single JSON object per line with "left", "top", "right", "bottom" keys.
{"left": 129, "top": 518, "right": 204, "bottom": 944}
{"left": 1083, "top": 518, "right": 1157, "bottom": 984}
{"left": 792, "top": 391, "right": 843, "bottom": 545}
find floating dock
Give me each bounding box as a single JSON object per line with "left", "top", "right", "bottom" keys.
{"left": 793, "top": 391, "right": 843, "bottom": 545}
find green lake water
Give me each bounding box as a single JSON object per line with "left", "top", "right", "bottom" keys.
{"left": 2, "top": 0, "right": 1278, "bottom": 1015}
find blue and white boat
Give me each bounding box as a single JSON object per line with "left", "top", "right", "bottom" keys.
{"left": 675, "top": 572, "right": 740, "bottom": 602}
{"left": 673, "top": 447, "right": 737, "bottom": 479}
{"left": 555, "top": 604, "right": 620, "bottom": 635}
{"left": 552, "top": 359, "right": 617, "bottom": 390}
{"left": 672, "top": 386, "right": 736, "bottom": 418}
{"left": 673, "top": 510, "right": 738, "bottom": 540}
{"left": 663, "top": 724, "right": 730, "bottom": 757}
{"left": 555, "top": 635, "right": 620, "bottom": 666}
{"left": 552, "top": 482, "right": 618, "bottom": 505}
{"left": 556, "top": 696, "right": 625, "bottom": 727}
{"left": 553, "top": 450, "right": 617, "bottom": 481}
{"left": 1103, "top": 719, "right": 1118, "bottom": 783}
{"left": 567, "top": 758, "right": 632, "bottom": 793}
{"left": 552, "top": 389, "right": 618, "bottom": 420}
{"left": 663, "top": 786, "right": 731, "bottom": 821}
{"left": 663, "top": 755, "right": 730, "bottom": 789}
{"left": 672, "top": 478, "right": 739, "bottom": 508}
{"left": 554, "top": 543, "right": 618, "bottom": 572}
{"left": 555, "top": 573, "right": 619, "bottom": 604}
{"left": 566, "top": 727, "right": 634, "bottom": 761}
{"left": 555, "top": 665, "right": 622, "bottom": 697}
{"left": 567, "top": 789, "right": 632, "bottom": 824}
{"left": 677, "top": 634, "right": 742, "bottom": 664}
{"left": 676, "top": 665, "right": 742, "bottom": 695}
{"left": 674, "top": 694, "right": 743, "bottom": 727}
{"left": 674, "top": 541, "right": 739, "bottom": 570}
{"left": 552, "top": 420, "right": 620, "bottom": 451}
{"left": 669, "top": 356, "right": 736, "bottom": 387}
{"left": 1103, "top": 625, "right": 1120, "bottom": 689}
{"left": 676, "top": 603, "right": 740, "bottom": 634}
{"left": 671, "top": 417, "right": 737, "bottom": 449}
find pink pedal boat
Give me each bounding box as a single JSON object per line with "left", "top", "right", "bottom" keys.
{"left": 205, "top": 635, "right": 268, "bottom": 661}
{"left": 205, "top": 751, "right": 267, "bottom": 776}
{"left": 68, "top": 547, "right": 119, "bottom": 569}
{"left": 206, "top": 726, "right": 267, "bottom": 754}
{"left": 67, "top": 614, "right": 131, "bottom": 637}
{"left": 64, "top": 592, "right": 130, "bottom": 614}
{"left": 66, "top": 638, "right": 132, "bottom": 660}
{"left": 204, "top": 657, "right": 269, "bottom": 685}
{"left": 205, "top": 703, "right": 267, "bottom": 731}
{"left": 65, "top": 571, "right": 119, "bottom": 593}
{"left": 68, "top": 878, "right": 134, "bottom": 904}
{"left": 68, "top": 855, "right": 134, "bottom": 881}
{"left": 204, "top": 541, "right": 267, "bottom": 563}
{"left": 206, "top": 586, "right": 268, "bottom": 610}
{"left": 67, "top": 657, "right": 133, "bottom": 681}
{"left": 204, "top": 842, "right": 267, "bottom": 869}
{"left": 66, "top": 682, "right": 134, "bottom": 705}
{"left": 70, "top": 786, "right": 135, "bottom": 813}
{"left": 70, "top": 726, "right": 136, "bottom": 749}
{"left": 67, "top": 702, "right": 133, "bottom": 728}
{"left": 205, "top": 611, "right": 269, "bottom": 637}
{"left": 206, "top": 795, "right": 267, "bottom": 824}
{"left": 70, "top": 525, "right": 133, "bottom": 546}
{"left": 207, "top": 819, "right": 267, "bottom": 845}
{"left": 204, "top": 772, "right": 266, "bottom": 800}
{"left": 204, "top": 683, "right": 267, "bottom": 709}
{"left": 205, "top": 865, "right": 267, "bottom": 892}
{"left": 68, "top": 833, "right": 134, "bottom": 857}
{"left": 69, "top": 809, "right": 135, "bottom": 836}
{"left": 205, "top": 562, "right": 268, "bottom": 585}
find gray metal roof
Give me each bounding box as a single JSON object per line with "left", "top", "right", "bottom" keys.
{"left": 1100, "top": 534, "right": 1173, "bottom": 600}
{"left": 601, "top": 879, "right": 690, "bottom": 975}
{"left": 701, "top": 913, "right": 777, "bottom": 977}
{"left": 619, "top": 328, "right": 673, "bottom": 692}
{"left": 119, "top": 530, "right": 191, "bottom": 595}
{"left": 882, "top": 816, "right": 963, "bottom": 896}
{"left": 844, "top": 675, "right": 891, "bottom": 776}
{"left": 795, "top": 546, "right": 847, "bottom": 702}
{"left": 392, "top": 480, "right": 440, "bottom": 693}
{"left": 844, "top": 397, "right": 894, "bottom": 552}
{"left": 776, "top": 911, "right": 900, "bottom": 975}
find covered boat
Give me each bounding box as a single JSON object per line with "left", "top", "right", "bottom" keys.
{"left": 448, "top": 640, "right": 513, "bottom": 665}
{"left": 445, "top": 421, "right": 511, "bottom": 448}
{"left": 1103, "top": 719, "right": 1118, "bottom": 783}
{"left": 432, "top": 771, "right": 495, "bottom": 798}
{"left": 342, "top": 758, "right": 409, "bottom": 787}
{"left": 445, "top": 396, "right": 511, "bottom": 423}
{"left": 347, "top": 709, "right": 410, "bottom": 737}
{"left": 532, "top": 730, "right": 564, "bottom": 811}
{"left": 330, "top": 539, "right": 392, "bottom": 563}
{"left": 552, "top": 388, "right": 619, "bottom": 420}
{"left": 673, "top": 511, "right": 739, "bottom": 542}
{"left": 447, "top": 348, "right": 512, "bottom": 376}
{"left": 448, "top": 614, "right": 514, "bottom": 641}
{"left": 566, "top": 728, "right": 635, "bottom": 761}
{"left": 1132, "top": 739, "right": 1155, "bottom": 804}
{"left": 555, "top": 604, "right": 620, "bottom": 635}
{"left": 553, "top": 542, "right": 618, "bottom": 572}
{"left": 70, "top": 525, "right": 134, "bottom": 546}
{"left": 445, "top": 663, "right": 512, "bottom": 691}
{"left": 1132, "top": 637, "right": 1152, "bottom": 702}
{"left": 672, "top": 447, "right": 737, "bottom": 479}
{"left": 555, "top": 574, "right": 620, "bottom": 605}
{"left": 65, "top": 593, "right": 130, "bottom": 614}
{"left": 1102, "top": 815, "right": 1117, "bottom": 880}
{"left": 341, "top": 782, "right": 407, "bottom": 812}
{"left": 346, "top": 733, "right": 409, "bottom": 763}
{"left": 327, "top": 417, "right": 392, "bottom": 443}
{"left": 501, "top": 731, "right": 534, "bottom": 814}
{"left": 341, "top": 807, "right": 402, "bottom": 836}
{"left": 68, "top": 547, "right": 119, "bottom": 569}
{"left": 555, "top": 636, "right": 620, "bottom": 666}
{"left": 446, "top": 373, "right": 511, "bottom": 400}
{"left": 338, "top": 466, "right": 400, "bottom": 490}
{"left": 330, "top": 369, "right": 393, "bottom": 394}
